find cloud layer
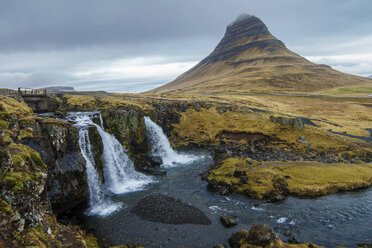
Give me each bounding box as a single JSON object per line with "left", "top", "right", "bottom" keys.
{"left": 0, "top": 0, "right": 371, "bottom": 92}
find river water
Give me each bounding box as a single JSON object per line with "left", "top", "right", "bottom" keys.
{"left": 68, "top": 112, "right": 372, "bottom": 248}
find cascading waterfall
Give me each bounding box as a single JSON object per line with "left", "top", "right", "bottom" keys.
{"left": 74, "top": 114, "right": 121, "bottom": 216}
{"left": 144, "top": 116, "right": 199, "bottom": 167}
{"left": 93, "top": 123, "right": 153, "bottom": 194}
{"left": 99, "top": 113, "right": 104, "bottom": 129}
{"left": 69, "top": 112, "right": 152, "bottom": 216}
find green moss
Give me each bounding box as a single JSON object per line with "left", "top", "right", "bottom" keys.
{"left": 1, "top": 172, "right": 33, "bottom": 191}
{"left": 0, "top": 119, "right": 9, "bottom": 129}
{"left": 208, "top": 159, "right": 372, "bottom": 199}
{"left": 0, "top": 200, "right": 13, "bottom": 214}
{"left": 63, "top": 94, "right": 98, "bottom": 110}
{"left": 85, "top": 233, "right": 100, "bottom": 248}
{"left": 18, "top": 128, "right": 34, "bottom": 140}
{"left": 0, "top": 96, "right": 33, "bottom": 116}
{"left": 9, "top": 143, "right": 46, "bottom": 169}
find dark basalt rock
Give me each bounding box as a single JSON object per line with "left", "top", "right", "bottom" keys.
{"left": 229, "top": 224, "right": 276, "bottom": 248}
{"left": 288, "top": 237, "right": 300, "bottom": 244}
{"left": 21, "top": 119, "right": 88, "bottom": 214}
{"left": 220, "top": 214, "right": 237, "bottom": 227}
{"left": 131, "top": 194, "right": 211, "bottom": 225}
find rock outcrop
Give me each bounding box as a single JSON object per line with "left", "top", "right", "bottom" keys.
{"left": 229, "top": 224, "right": 322, "bottom": 248}
{"left": 21, "top": 118, "right": 88, "bottom": 214}
{"left": 0, "top": 96, "right": 94, "bottom": 247}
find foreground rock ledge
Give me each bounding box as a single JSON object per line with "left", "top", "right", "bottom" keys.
{"left": 229, "top": 224, "right": 323, "bottom": 248}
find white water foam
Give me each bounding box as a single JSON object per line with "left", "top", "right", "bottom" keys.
{"left": 93, "top": 122, "right": 153, "bottom": 194}
{"left": 251, "top": 206, "right": 264, "bottom": 211}
{"left": 277, "top": 217, "right": 288, "bottom": 224}
{"left": 75, "top": 114, "right": 121, "bottom": 216}
{"left": 144, "top": 116, "right": 200, "bottom": 167}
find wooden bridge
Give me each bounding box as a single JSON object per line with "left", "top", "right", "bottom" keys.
{"left": 18, "top": 87, "right": 48, "bottom": 96}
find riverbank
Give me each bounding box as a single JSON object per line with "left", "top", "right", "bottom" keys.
{"left": 207, "top": 158, "right": 372, "bottom": 201}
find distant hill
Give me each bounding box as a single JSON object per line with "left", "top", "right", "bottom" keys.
{"left": 39, "top": 86, "right": 75, "bottom": 92}
{"left": 150, "top": 14, "right": 372, "bottom": 94}
{"left": 369, "top": 75, "right": 372, "bottom": 78}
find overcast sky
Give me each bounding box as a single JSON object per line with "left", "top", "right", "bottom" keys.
{"left": 1, "top": 0, "right": 372, "bottom": 92}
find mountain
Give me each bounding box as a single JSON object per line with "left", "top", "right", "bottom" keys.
{"left": 150, "top": 14, "right": 372, "bottom": 94}
{"left": 369, "top": 75, "right": 372, "bottom": 78}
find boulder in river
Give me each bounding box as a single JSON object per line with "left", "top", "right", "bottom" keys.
{"left": 131, "top": 194, "right": 211, "bottom": 225}
{"left": 229, "top": 224, "right": 276, "bottom": 247}
{"left": 220, "top": 214, "right": 237, "bottom": 227}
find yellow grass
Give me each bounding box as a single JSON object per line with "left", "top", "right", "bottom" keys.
{"left": 209, "top": 158, "right": 372, "bottom": 198}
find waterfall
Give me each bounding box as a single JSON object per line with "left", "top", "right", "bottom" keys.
{"left": 144, "top": 116, "right": 198, "bottom": 167}
{"left": 93, "top": 123, "right": 153, "bottom": 194}
{"left": 99, "top": 113, "right": 104, "bottom": 129}
{"left": 75, "top": 114, "right": 121, "bottom": 216}
{"left": 69, "top": 112, "right": 153, "bottom": 216}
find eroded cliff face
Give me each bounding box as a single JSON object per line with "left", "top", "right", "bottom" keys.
{"left": 0, "top": 96, "right": 95, "bottom": 247}
{"left": 21, "top": 118, "right": 88, "bottom": 214}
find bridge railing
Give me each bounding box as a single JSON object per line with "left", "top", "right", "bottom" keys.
{"left": 18, "top": 88, "right": 47, "bottom": 96}
{"left": 0, "top": 89, "right": 18, "bottom": 96}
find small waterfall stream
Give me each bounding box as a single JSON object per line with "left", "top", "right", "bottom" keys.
{"left": 144, "top": 116, "right": 199, "bottom": 167}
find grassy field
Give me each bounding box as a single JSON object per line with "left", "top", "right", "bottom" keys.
{"left": 208, "top": 158, "right": 372, "bottom": 199}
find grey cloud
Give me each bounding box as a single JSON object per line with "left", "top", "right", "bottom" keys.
{"left": 0, "top": 0, "right": 371, "bottom": 92}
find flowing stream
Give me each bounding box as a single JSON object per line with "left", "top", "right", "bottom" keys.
{"left": 70, "top": 113, "right": 372, "bottom": 247}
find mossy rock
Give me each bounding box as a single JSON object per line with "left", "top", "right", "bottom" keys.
{"left": 88, "top": 125, "right": 104, "bottom": 182}
{"left": 101, "top": 109, "right": 149, "bottom": 168}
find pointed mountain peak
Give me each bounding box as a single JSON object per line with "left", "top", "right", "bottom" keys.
{"left": 149, "top": 15, "right": 371, "bottom": 94}
{"left": 228, "top": 13, "right": 255, "bottom": 26}
{"left": 225, "top": 14, "right": 269, "bottom": 38}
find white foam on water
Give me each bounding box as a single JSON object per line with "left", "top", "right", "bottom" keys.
{"left": 277, "top": 217, "right": 288, "bottom": 224}
{"left": 251, "top": 206, "right": 264, "bottom": 211}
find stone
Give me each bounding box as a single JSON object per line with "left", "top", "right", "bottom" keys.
{"left": 293, "top": 118, "right": 304, "bottom": 130}
{"left": 228, "top": 230, "right": 250, "bottom": 248}
{"left": 358, "top": 244, "right": 372, "bottom": 248}
{"left": 267, "top": 192, "right": 285, "bottom": 202}
{"left": 284, "top": 230, "right": 292, "bottom": 237}
{"left": 213, "top": 244, "right": 227, "bottom": 248}
{"left": 288, "top": 237, "right": 300, "bottom": 244}
{"left": 131, "top": 194, "right": 211, "bottom": 225}
{"left": 207, "top": 179, "right": 219, "bottom": 192}
{"left": 229, "top": 225, "right": 277, "bottom": 248}
{"left": 233, "top": 168, "right": 246, "bottom": 177}
{"left": 298, "top": 136, "right": 307, "bottom": 144}
{"left": 146, "top": 167, "right": 167, "bottom": 176}
{"left": 149, "top": 155, "right": 163, "bottom": 166}
{"left": 220, "top": 214, "right": 237, "bottom": 227}
{"left": 240, "top": 176, "right": 249, "bottom": 184}
{"left": 247, "top": 224, "right": 276, "bottom": 246}
{"left": 219, "top": 186, "right": 230, "bottom": 196}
